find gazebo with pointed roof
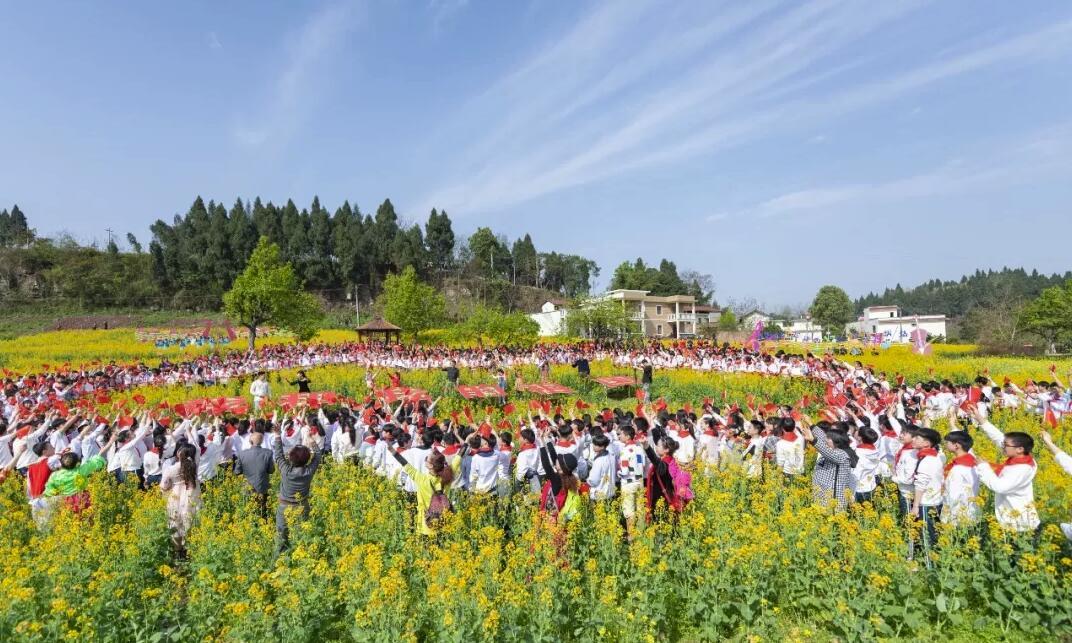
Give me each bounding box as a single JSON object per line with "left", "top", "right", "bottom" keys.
{"left": 357, "top": 317, "right": 402, "bottom": 344}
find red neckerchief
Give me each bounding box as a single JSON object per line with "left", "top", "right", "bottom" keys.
{"left": 500, "top": 445, "right": 512, "bottom": 453}
{"left": 285, "top": 426, "right": 295, "bottom": 438}
{"left": 917, "top": 447, "right": 939, "bottom": 459}
{"left": 856, "top": 442, "right": 876, "bottom": 450}
{"left": 894, "top": 445, "right": 914, "bottom": 467}
{"left": 882, "top": 430, "right": 898, "bottom": 438}
{"left": 677, "top": 430, "right": 691, "bottom": 439}
{"left": 518, "top": 444, "right": 536, "bottom": 452}
{"left": 702, "top": 429, "right": 717, "bottom": 437}
{"left": 780, "top": 431, "right": 798, "bottom": 442}
{"left": 363, "top": 435, "right": 377, "bottom": 445}
{"left": 944, "top": 453, "right": 977, "bottom": 476}
{"left": 150, "top": 447, "right": 161, "bottom": 454}
{"left": 992, "top": 455, "right": 1036, "bottom": 476}
{"left": 556, "top": 439, "right": 575, "bottom": 448}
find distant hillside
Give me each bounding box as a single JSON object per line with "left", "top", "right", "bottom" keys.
{"left": 855, "top": 268, "right": 1072, "bottom": 317}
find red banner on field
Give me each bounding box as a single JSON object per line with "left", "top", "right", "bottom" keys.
{"left": 378, "top": 386, "right": 432, "bottom": 404}
{"left": 457, "top": 384, "right": 505, "bottom": 400}
{"left": 277, "top": 391, "right": 339, "bottom": 410}
{"left": 593, "top": 376, "right": 634, "bottom": 389}
{"left": 516, "top": 382, "right": 574, "bottom": 396}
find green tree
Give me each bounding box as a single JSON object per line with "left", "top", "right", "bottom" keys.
{"left": 652, "top": 259, "right": 686, "bottom": 296}
{"left": 717, "top": 310, "right": 738, "bottom": 330}
{"left": 223, "top": 237, "right": 322, "bottom": 351}
{"left": 451, "top": 305, "right": 540, "bottom": 346}
{"left": 565, "top": 298, "right": 636, "bottom": 341}
{"left": 125, "top": 233, "right": 143, "bottom": 254}
{"left": 810, "top": 285, "right": 854, "bottom": 337}
{"left": 368, "top": 199, "right": 402, "bottom": 293}
{"left": 467, "top": 227, "right": 510, "bottom": 279}
{"left": 511, "top": 234, "right": 538, "bottom": 286}
{"left": 379, "top": 265, "right": 446, "bottom": 339}
{"left": 1020, "top": 280, "right": 1072, "bottom": 353}
{"left": 425, "top": 208, "right": 455, "bottom": 276}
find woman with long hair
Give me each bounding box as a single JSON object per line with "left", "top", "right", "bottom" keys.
{"left": 800, "top": 418, "right": 858, "bottom": 511}
{"left": 387, "top": 443, "right": 464, "bottom": 536}
{"left": 159, "top": 442, "right": 202, "bottom": 554}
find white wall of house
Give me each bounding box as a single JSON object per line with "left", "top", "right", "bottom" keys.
{"left": 847, "top": 306, "right": 947, "bottom": 342}
{"left": 529, "top": 301, "right": 568, "bottom": 336}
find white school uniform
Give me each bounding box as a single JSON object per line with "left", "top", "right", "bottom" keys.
{"left": 586, "top": 450, "right": 617, "bottom": 500}
{"left": 852, "top": 444, "right": 882, "bottom": 493}
{"left": 942, "top": 455, "right": 981, "bottom": 526}
{"left": 975, "top": 421, "right": 1040, "bottom": 532}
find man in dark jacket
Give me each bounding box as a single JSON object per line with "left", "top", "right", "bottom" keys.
{"left": 235, "top": 431, "right": 274, "bottom": 519}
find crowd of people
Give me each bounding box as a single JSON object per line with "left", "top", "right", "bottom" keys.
{"left": 2, "top": 340, "right": 1071, "bottom": 563}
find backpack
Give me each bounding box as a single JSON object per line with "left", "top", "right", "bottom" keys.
{"left": 425, "top": 485, "right": 454, "bottom": 528}
{"left": 665, "top": 458, "right": 694, "bottom": 511}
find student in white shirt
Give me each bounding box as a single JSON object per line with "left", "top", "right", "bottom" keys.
{"left": 670, "top": 421, "right": 696, "bottom": 468}
{"left": 891, "top": 427, "right": 919, "bottom": 521}
{"left": 585, "top": 433, "right": 616, "bottom": 501}
{"left": 250, "top": 373, "right": 271, "bottom": 409}
{"left": 941, "top": 430, "right": 980, "bottom": 528}
{"left": 332, "top": 417, "right": 362, "bottom": 464}
{"left": 196, "top": 425, "right": 229, "bottom": 484}
{"left": 399, "top": 437, "right": 433, "bottom": 493}
{"left": 616, "top": 423, "right": 647, "bottom": 539}
{"left": 774, "top": 417, "right": 805, "bottom": 477}
{"left": 851, "top": 427, "right": 882, "bottom": 502}
{"left": 696, "top": 416, "right": 722, "bottom": 469}
{"left": 468, "top": 433, "right": 501, "bottom": 494}
{"left": 972, "top": 408, "right": 1040, "bottom": 534}
{"left": 514, "top": 428, "right": 542, "bottom": 494}
{"left": 910, "top": 427, "right": 944, "bottom": 553}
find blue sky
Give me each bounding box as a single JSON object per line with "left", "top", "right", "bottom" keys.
{"left": 2, "top": 1, "right": 1071, "bottom": 308}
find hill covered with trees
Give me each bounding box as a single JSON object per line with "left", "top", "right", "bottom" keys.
{"left": 0, "top": 198, "right": 600, "bottom": 314}
{"left": 854, "top": 268, "right": 1071, "bottom": 317}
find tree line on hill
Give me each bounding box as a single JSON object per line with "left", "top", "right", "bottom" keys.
{"left": 0, "top": 199, "right": 605, "bottom": 312}
{"left": 857, "top": 268, "right": 1072, "bottom": 352}
{"left": 854, "top": 268, "right": 1071, "bottom": 318}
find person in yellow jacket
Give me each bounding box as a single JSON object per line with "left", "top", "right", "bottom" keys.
{"left": 388, "top": 441, "right": 464, "bottom": 536}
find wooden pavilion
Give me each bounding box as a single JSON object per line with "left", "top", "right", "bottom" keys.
{"left": 356, "top": 318, "right": 403, "bottom": 344}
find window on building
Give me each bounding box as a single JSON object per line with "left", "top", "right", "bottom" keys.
{"left": 656, "top": 305, "right": 662, "bottom": 315}
{"left": 657, "top": 324, "right": 663, "bottom": 336}
{"left": 889, "top": 312, "right": 895, "bottom": 318}
{"left": 872, "top": 325, "right": 877, "bottom": 333}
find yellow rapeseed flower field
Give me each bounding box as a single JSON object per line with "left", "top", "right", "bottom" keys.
{"left": 1, "top": 333, "right": 1071, "bottom": 640}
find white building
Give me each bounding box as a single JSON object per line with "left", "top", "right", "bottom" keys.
{"left": 529, "top": 300, "right": 569, "bottom": 336}
{"left": 740, "top": 309, "right": 771, "bottom": 330}
{"left": 786, "top": 317, "right": 823, "bottom": 342}
{"left": 846, "top": 305, "right": 947, "bottom": 343}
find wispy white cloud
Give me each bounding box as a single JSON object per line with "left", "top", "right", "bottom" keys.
{"left": 709, "top": 122, "right": 1072, "bottom": 221}
{"left": 428, "top": 0, "right": 470, "bottom": 35}
{"left": 417, "top": 2, "right": 1072, "bottom": 215}
{"left": 207, "top": 31, "right": 222, "bottom": 50}
{"left": 233, "top": 1, "right": 362, "bottom": 148}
